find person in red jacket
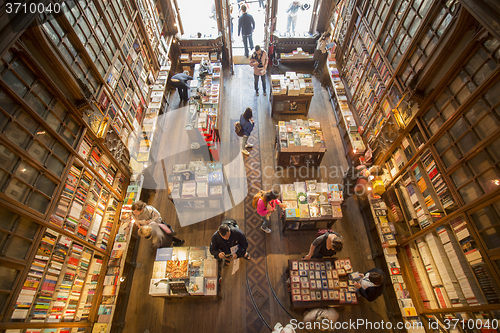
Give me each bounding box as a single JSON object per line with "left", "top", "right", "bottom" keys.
{"left": 256, "top": 190, "right": 284, "bottom": 233}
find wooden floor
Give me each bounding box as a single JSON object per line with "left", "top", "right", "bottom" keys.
{"left": 121, "top": 63, "right": 393, "bottom": 333}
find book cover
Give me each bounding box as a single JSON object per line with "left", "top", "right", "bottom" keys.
{"left": 155, "top": 248, "right": 173, "bottom": 261}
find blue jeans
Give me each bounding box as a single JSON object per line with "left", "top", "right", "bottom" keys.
{"left": 287, "top": 15, "right": 297, "bottom": 33}
{"left": 261, "top": 214, "right": 271, "bottom": 229}
{"left": 242, "top": 34, "right": 253, "bottom": 57}
{"left": 254, "top": 74, "right": 266, "bottom": 93}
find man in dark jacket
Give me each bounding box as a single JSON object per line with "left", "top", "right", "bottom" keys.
{"left": 210, "top": 222, "right": 250, "bottom": 265}
{"left": 354, "top": 268, "right": 385, "bottom": 302}
{"left": 239, "top": 107, "right": 255, "bottom": 156}
{"left": 169, "top": 70, "right": 194, "bottom": 101}
{"left": 238, "top": 4, "right": 255, "bottom": 57}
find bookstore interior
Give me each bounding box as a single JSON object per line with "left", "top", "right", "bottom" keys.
{"left": 0, "top": 0, "right": 499, "bottom": 332}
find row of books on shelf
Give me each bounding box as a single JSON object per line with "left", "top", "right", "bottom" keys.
{"left": 277, "top": 119, "right": 326, "bottom": 151}
{"left": 420, "top": 150, "right": 456, "bottom": 210}
{"left": 11, "top": 229, "right": 99, "bottom": 323}
{"left": 199, "top": 74, "right": 220, "bottom": 105}
{"left": 327, "top": 58, "right": 361, "bottom": 137}
{"left": 367, "top": 195, "right": 424, "bottom": 330}
{"left": 150, "top": 247, "right": 218, "bottom": 296}
{"left": 289, "top": 259, "right": 357, "bottom": 303}
{"left": 271, "top": 72, "right": 314, "bottom": 96}
{"left": 280, "top": 48, "right": 313, "bottom": 60}
{"left": 180, "top": 52, "right": 218, "bottom": 63}
{"left": 387, "top": 192, "right": 499, "bottom": 311}
{"left": 449, "top": 218, "right": 500, "bottom": 304}
{"left": 49, "top": 164, "right": 118, "bottom": 250}
{"left": 168, "top": 161, "right": 224, "bottom": 200}
{"left": 280, "top": 182, "right": 343, "bottom": 220}
{"left": 135, "top": 64, "right": 169, "bottom": 163}
{"left": 373, "top": 50, "right": 391, "bottom": 86}
{"left": 357, "top": 21, "right": 374, "bottom": 53}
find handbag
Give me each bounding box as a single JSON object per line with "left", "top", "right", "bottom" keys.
{"left": 158, "top": 223, "right": 175, "bottom": 236}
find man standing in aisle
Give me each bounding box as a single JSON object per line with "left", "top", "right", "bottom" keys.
{"left": 210, "top": 220, "right": 250, "bottom": 266}
{"left": 169, "top": 70, "right": 194, "bottom": 102}
{"left": 249, "top": 45, "right": 268, "bottom": 96}
{"left": 238, "top": 4, "right": 255, "bottom": 58}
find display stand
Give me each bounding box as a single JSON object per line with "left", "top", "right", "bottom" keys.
{"left": 271, "top": 94, "right": 313, "bottom": 116}
{"left": 279, "top": 181, "right": 343, "bottom": 233}
{"left": 168, "top": 161, "right": 227, "bottom": 214}
{"left": 326, "top": 56, "right": 366, "bottom": 161}
{"left": 270, "top": 72, "right": 313, "bottom": 116}
{"left": 186, "top": 63, "right": 222, "bottom": 161}
{"left": 149, "top": 246, "right": 220, "bottom": 298}
{"left": 288, "top": 258, "right": 357, "bottom": 309}
{"left": 275, "top": 120, "right": 326, "bottom": 168}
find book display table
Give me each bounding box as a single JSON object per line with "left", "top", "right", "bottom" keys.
{"left": 288, "top": 258, "right": 358, "bottom": 309}
{"left": 275, "top": 119, "right": 326, "bottom": 167}
{"left": 270, "top": 72, "right": 313, "bottom": 116}
{"left": 168, "top": 161, "right": 227, "bottom": 213}
{"left": 149, "top": 246, "right": 220, "bottom": 297}
{"left": 280, "top": 181, "right": 343, "bottom": 232}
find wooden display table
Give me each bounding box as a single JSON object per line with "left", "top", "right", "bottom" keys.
{"left": 168, "top": 161, "right": 227, "bottom": 213}
{"left": 280, "top": 210, "right": 338, "bottom": 233}
{"left": 279, "top": 181, "right": 343, "bottom": 233}
{"left": 149, "top": 246, "right": 220, "bottom": 298}
{"left": 271, "top": 94, "right": 312, "bottom": 116}
{"left": 275, "top": 121, "right": 326, "bottom": 168}
{"left": 288, "top": 258, "right": 358, "bottom": 309}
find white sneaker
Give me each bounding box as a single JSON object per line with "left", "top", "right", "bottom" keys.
{"left": 260, "top": 226, "right": 271, "bottom": 233}
{"left": 242, "top": 149, "right": 250, "bottom": 156}
{"left": 245, "top": 143, "right": 254, "bottom": 148}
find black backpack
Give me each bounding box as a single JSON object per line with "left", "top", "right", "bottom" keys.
{"left": 221, "top": 219, "right": 239, "bottom": 229}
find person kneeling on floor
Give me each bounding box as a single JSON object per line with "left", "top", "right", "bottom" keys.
{"left": 209, "top": 220, "right": 250, "bottom": 265}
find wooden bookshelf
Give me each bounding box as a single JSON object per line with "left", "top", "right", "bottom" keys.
{"left": 333, "top": 0, "right": 500, "bottom": 328}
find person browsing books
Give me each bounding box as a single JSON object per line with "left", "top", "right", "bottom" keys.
{"left": 255, "top": 190, "right": 285, "bottom": 234}
{"left": 353, "top": 268, "right": 385, "bottom": 302}
{"left": 249, "top": 45, "right": 268, "bottom": 96}
{"left": 303, "top": 230, "right": 343, "bottom": 259}
{"left": 131, "top": 201, "right": 184, "bottom": 246}
{"left": 240, "top": 107, "right": 255, "bottom": 156}
{"left": 210, "top": 220, "right": 250, "bottom": 265}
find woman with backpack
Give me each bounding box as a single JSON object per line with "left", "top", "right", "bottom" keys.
{"left": 255, "top": 190, "right": 285, "bottom": 234}
{"left": 303, "top": 230, "right": 343, "bottom": 259}
{"left": 240, "top": 107, "right": 255, "bottom": 156}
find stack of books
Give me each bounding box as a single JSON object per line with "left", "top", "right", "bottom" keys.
{"left": 277, "top": 119, "right": 326, "bottom": 151}
{"left": 280, "top": 181, "right": 343, "bottom": 220}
